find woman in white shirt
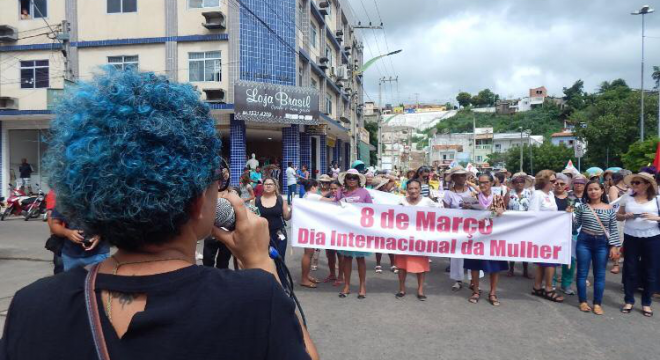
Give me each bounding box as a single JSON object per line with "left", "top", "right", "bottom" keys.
{"left": 529, "top": 170, "right": 565, "bottom": 303}
{"left": 616, "top": 172, "right": 660, "bottom": 317}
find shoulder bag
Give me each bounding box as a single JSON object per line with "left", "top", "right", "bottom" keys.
{"left": 586, "top": 204, "right": 610, "bottom": 240}
{"left": 84, "top": 263, "right": 111, "bottom": 360}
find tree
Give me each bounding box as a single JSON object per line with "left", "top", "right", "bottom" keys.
{"left": 562, "top": 79, "right": 586, "bottom": 119}
{"left": 504, "top": 142, "right": 577, "bottom": 174}
{"left": 622, "top": 138, "right": 659, "bottom": 171}
{"left": 456, "top": 92, "right": 472, "bottom": 108}
{"left": 364, "top": 121, "right": 379, "bottom": 165}
{"left": 653, "top": 66, "right": 660, "bottom": 89}
{"left": 471, "top": 89, "right": 499, "bottom": 107}
{"left": 572, "top": 81, "right": 657, "bottom": 168}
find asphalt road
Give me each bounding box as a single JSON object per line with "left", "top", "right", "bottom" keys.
{"left": 1, "top": 220, "right": 659, "bottom": 359}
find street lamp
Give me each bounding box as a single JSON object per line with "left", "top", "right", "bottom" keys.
{"left": 632, "top": 5, "right": 655, "bottom": 141}
{"left": 519, "top": 127, "right": 524, "bottom": 172}
{"left": 354, "top": 49, "right": 403, "bottom": 168}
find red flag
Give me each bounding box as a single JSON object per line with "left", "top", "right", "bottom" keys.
{"left": 654, "top": 141, "right": 660, "bottom": 171}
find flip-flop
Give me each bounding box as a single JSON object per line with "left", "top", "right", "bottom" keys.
{"left": 338, "top": 292, "right": 350, "bottom": 298}
{"left": 417, "top": 294, "right": 427, "bottom": 301}
{"left": 395, "top": 292, "right": 406, "bottom": 299}
{"left": 300, "top": 283, "right": 318, "bottom": 289}
{"left": 357, "top": 294, "right": 366, "bottom": 299}
{"left": 322, "top": 276, "right": 337, "bottom": 283}
{"left": 308, "top": 277, "right": 321, "bottom": 284}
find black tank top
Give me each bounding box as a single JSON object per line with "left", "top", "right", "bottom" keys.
{"left": 256, "top": 196, "right": 284, "bottom": 230}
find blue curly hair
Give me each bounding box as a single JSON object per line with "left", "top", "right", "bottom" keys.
{"left": 44, "top": 68, "right": 221, "bottom": 250}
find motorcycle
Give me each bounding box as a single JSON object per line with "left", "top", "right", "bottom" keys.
{"left": 23, "top": 186, "right": 46, "bottom": 221}
{"left": 2, "top": 184, "right": 38, "bottom": 221}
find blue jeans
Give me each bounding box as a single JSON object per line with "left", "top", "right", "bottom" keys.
{"left": 287, "top": 184, "right": 297, "bottom": 204}
{"left": 62, "top": 252, "right": 110, "bottom": 272}
{"left": 623, "top": 234, "right": 660, "bottom": 306}
{"left": 576, "top": 233, "right": 609, "bottom": 305}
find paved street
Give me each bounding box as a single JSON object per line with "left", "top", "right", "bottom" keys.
{"left": 1, "top": 220, "right": 659, "bottom": 359}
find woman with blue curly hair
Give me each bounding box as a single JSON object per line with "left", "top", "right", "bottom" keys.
{"left": 0, "top": 69, "right": 318, "bottom": 360}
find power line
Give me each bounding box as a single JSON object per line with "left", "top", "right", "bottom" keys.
{"left": 371, "top": 0, "right": 397, "bottom": 77}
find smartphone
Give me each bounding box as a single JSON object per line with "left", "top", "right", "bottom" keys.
{"left": 633, "top": 213, "right": 643, "bottom": 218}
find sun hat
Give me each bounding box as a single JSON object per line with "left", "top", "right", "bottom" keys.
{"left": 318, "top": 174, "right": 332, "bottom": 183}
{"left": 511, "top": 172, "right": 533, "bottom": 187}
{"left": 572, "top": 175, "right": 588, "bottom": 185}
{"left": 624, "top": 172, "right": 658, "bottom": 193}
{"left": 372, "top": 176, "right": 391, "bottom": 190}
{"left": 338, "top": 168, "right": 366, "bottom": 187}
{"left": 449, "top": 166, "right": 468, "bottom": 176}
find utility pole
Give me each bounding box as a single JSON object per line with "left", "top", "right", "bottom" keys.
{"left": 377, "top": 76, "right": 398, "bottom": 169}
{"left": 519, "top": 127, "right": 524, "bottom": 172}
{"left": 632, "top": 5, "right": 655, "bottom": 141}
{"left": 58, "top": 20, "right": 73, "bottom": 81}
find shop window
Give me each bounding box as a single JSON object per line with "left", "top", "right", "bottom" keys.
{"left": 189, "top": 51, "right": 221, "bottom": 82}
{"left": 311, "top": 78, "right": 318, "bottom": 90}
{"left": 108, "top": 0, "right": 137, "bottom": 13}
{"left": 20, "top": 60, "right": 49, "bottom": 89}
{"left": 189, "top": 0, "right": 219, "bottom": 8}
{"left": 108, "top": 55, "right": 139, "bottom": 71}
{"left": 20, "top": 0, "right": 47, "bottom": 19}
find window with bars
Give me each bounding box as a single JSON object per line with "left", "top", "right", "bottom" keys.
{"left": 189, "top": 51, "right": 221, "bottom": 82}
{"left": 107, "top": 0, "right": 137, "bottom": 13}
{"left": 108, "top": 56, "right": 139, "bottom": 71}
{"left": 188, "top": 0, "right": 219, "bottom": 8}
{"left": 19, "top": 0, "right": 47, "bottom": 19}
{"left": 20, "top": 60, "right": 49, "bottom": 89}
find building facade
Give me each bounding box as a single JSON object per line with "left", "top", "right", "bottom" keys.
{"left": 0, "top": 0, "right": 364, "bottom": 196}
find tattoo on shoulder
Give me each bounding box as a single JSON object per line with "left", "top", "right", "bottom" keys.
{"left": 110, "top": 292, "right": 137, "bottom": 308}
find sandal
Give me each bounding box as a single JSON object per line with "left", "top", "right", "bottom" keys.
{"left": 417, "top": 294, "right": 427, "bottom": 301}
{"left": 610, "top": 264, "right": 620, "bottom": 274}
{"left": 543, "top": 290, "right": 564, "bottom": 303}
{"left": 338, "top": 292, "right": 350, "bottom": 298}
{"left": 488, "top": 294, "right": 501, "bottom": 306}
{"left": 308, "top": 277, "right": 320, "bottom": 284}
{"left": 643, "top": 307, "right": 653, "bottom": 317}
{"left": 452, "top": 281, "right": 463, "bottom": 292}
{"left": 531, "top": 287, "right": 545, "bottom": 297}
{"left": 390, "top": 266, "right": 399, "bottom": 274}
{"left": 593, "top": 304, "right": 604, "bottom": 315}
{"left": 469, "top": 283, "right": 482, "bottom": 294}
{"left": 357, "top": 294, "right": 366, "bottom": 300}
{"left": 468, "top": 292, "right": 480, "bottom": 304}
{"left": 579, "top": 302, "right": 592, "bottom": 312}
{"left": 395, "top": 292, "right": 406, "bottom": 299}
{"left": 621, "top": 304, "right": 633, "bottom": 314}
{"left": 322, "top": 275, "right": 337, "bottom": 283}
{"left": 375, "top": 265, "right": 383, "bottom": 274}
{"left": 300, "top": 283, "right": 318, "bottom": 289}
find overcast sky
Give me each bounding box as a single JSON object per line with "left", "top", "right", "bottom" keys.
{"left": 345, "top": 0, "right": 660, "bottom": 106}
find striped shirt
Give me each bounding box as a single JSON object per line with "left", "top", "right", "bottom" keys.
{"left": 573, "top": 204, "right": 621, "bottom": 246}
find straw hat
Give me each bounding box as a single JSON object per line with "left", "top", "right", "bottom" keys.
{"left": 449, "top": 165, "right": 468, "bottom": 176}
{"left": 338, "top": 168, "right": 366, "bottom": 187}
{"left": 511, "top": 172, "right": 533, "bottom": 187}
{"left": 318, "top": 174, "right": 332, "bottom": 183}
{"left": 624, "top": 172, "right": 658, "bottom": 193}
{"left": 372, "top": 176, "right": 391, "bottom": 190}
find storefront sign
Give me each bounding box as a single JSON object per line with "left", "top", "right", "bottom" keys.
{"left": 292, "top": 199, "right": 572, "bottom": 264}
{"left": 234, "top": 81, "right": 320, "bottom": 125}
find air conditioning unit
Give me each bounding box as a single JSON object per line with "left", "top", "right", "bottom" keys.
{"left": 0, "top": 25, "right": 18, "bottom": 43}
{"left": 317, "top": 56, "right": 329, "bottom": 70}
{"left": 335, "top": 30, "right": 344, "bottom": 37}
{"left": 344, "top": 45, "right": 351, "bottom": 52}
{"left": 0, "top": 97, "right": 18, "bottom": 110}
{"left": 201, "top": 11, "right": 226, "bottom": 30}
{"left": 318, "top": 1, "right": 329, "bottom": 15}
{"left": 337, "top": 65, "right": 347, "bottom": 80}
{"left": 203, "top": 88, "right": 226, "bottom": 103}
{"left": 336, "top": 80, "right": 344, "bottom": 88}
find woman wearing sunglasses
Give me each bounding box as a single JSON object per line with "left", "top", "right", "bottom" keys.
{"left": 617, "top": 172, "right": 660, "bottom": 317}
{"left": 335, "top": 169, "right": 373, "bottom": 299}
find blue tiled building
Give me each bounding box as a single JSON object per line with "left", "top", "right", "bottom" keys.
{"left": 0, "top": 0, "right": 363, "bottom": 197}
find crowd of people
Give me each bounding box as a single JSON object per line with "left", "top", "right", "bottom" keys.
{"left": 237, "top": 159, "right": 660, "bottom": 317}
